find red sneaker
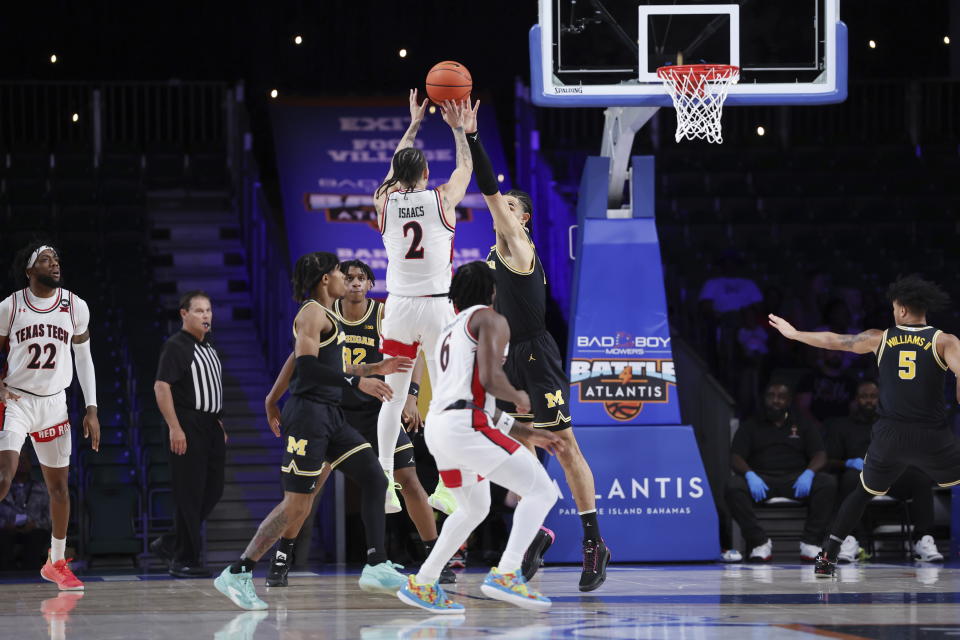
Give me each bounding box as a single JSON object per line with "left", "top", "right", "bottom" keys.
{"left": 41, "top": 557, "right": 84, "bottom": 591}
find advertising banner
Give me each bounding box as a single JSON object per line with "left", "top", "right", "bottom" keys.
{"left": 270, "top": 99, "right": 509, "bottom": 291}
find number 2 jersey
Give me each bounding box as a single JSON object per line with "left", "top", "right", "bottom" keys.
{"left": 0, "top": 288, "right": 90, "bottom": 396}
{"left": 380, "top": 188, "right": 454, "bottom": 297}
{"left": 876, "top": 323, "right": 948, "bottom": 425}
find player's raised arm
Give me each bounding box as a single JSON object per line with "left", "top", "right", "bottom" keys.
{"left": 462, "top": 99, "right": 534, "bottom": 269}
{"left": 374, "top": 89, "right": 429, "bottom": 213}
{"left": 768, "top": 314, "right": 883, "bottom": 354}
{"left": 436, "top": 100, "right": 473, "bottom": 225}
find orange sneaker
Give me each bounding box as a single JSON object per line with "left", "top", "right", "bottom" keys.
{"left": 41, "top": 557, "right": 84, "bottom": 591}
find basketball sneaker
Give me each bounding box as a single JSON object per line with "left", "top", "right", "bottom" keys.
{"left": 521, "top": 527, "right": 554, "bottom": 581}
{"left": 397, "top": 575, "right": 465, "bottom": 614}
{"left": 439, "top": 561, "right": 457, "bottom": 584}
{"left": 40, "top": 555, "right": 84, "bottom": 591}
{"left": 814, "top": 551, "right": 837, "bottom": 578}
{"left": 837, "top": 536, "right": 859, "bottom": 564}
{"left": 480, "top": 568, "right": 551, "bottom": 612}
{"left": 448, "top": 544, "right": 467, "bottom": 569}
{"left": 385, "top": 471, "right": 402, "bottom": 514}
{"left": 265, "top": 548, "right": 290, "bottom": 587}
{"left": 427, "top": 479, "right": 457, "bottom": 515}
{"left": 214, "top": 566, "right": 268, "bottom": 611}
{"left": 747, "top": 539, "right": 772, "bottom": 563}
{"left": 720, "top": 549, "right": 743, "bottom": 563}
{"left": 799, "top": 541, "right": 822, "bottom": 562}
{"left": 579, "top": 538, "right": 611, "bottom": 592}
{"left": 913, "top": 535, "right": 944, "bottom": 562}
{"left": 359, "top": 561, "right": 407, "bottom": 595}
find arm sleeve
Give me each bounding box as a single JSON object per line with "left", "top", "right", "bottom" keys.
{"left": 295, "top": 355, "right": 362, "bottom": 390}
{"left": 465, "top": 131, "right": 499, "bottom": 196}
{"left": 71, "top": 296, "right": 90, "bottom": 335}
{"left": 156, "top": 339, "right": 192, "bottom": 385}
{"left": 72, "top": 339, "right": 97, "bottom": 408}
{"left": 0, "top": 296, "right": 12, "bottom": 337}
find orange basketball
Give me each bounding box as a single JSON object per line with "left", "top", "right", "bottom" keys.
{"left": 425, "top": 60, "right": 472, "bottom": 104}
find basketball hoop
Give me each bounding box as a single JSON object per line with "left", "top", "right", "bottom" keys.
{"left": 657, "top": 64, "right": 740, "bottom": 144}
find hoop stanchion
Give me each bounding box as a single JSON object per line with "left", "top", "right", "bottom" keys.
{"left": 657, "top": 64, "right": 740, "bottom": 144}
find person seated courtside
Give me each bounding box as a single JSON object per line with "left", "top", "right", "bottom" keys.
{"left": 824, "top": 380, "right": 943, "bottom": 563}
{"left": 726, "top": 381, "right": 837, "bottom": 562}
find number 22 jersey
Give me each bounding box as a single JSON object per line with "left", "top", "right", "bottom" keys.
{"left": 0, "top": 288, "right": 90, "bottom": 396}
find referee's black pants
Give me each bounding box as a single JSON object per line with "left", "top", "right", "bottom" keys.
{"left": 725, "top": 470, "right": 836, "bottom": 549}
{"left": 165, "top": 409, "right": 226, "bottom": 565}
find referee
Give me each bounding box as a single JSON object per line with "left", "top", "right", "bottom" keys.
{"left": 151, "top": 290, "right": 226, "bottom": 577}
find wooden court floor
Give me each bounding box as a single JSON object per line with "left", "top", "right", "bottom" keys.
{"left": 3, "top": 562, "right": 960, "bottom": 639}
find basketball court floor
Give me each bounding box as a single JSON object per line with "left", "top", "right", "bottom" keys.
{"left": 3, "top": 561, "right": 960, "bottom": 639}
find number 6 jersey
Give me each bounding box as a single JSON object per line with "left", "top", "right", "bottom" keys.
{"left": 381, "top": 188, "right": 454, "bottom": 297}
{"left": 0, "top": 288, "right": 90, "bottom": 396}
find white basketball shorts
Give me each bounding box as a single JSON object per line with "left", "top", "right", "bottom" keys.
{"left": 0, "top": 391, "right": 72, "bottom": 468}
{"left": 380, "top": 294, "right": 454, "bottom": 360}
{"left": 425, "top": 408, "right": 522, "bottom": 487}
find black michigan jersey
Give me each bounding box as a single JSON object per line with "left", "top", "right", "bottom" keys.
{"left": 876, "top": 324, "right": 948, "bottom": 425}
{"left": 486, "top": 238, "right": 547, "bottom": 344}
{"left": 333, "top": 298, "right": 384, "bottom": 411}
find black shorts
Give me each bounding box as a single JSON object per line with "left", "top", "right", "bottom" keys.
{"left": 279, "top": 396, "right": 371, "bottom": 493}
{"left": 861, "top": 418, "right": 960, "bottom": 495}
{"left": 342, "top": 404, "right": 416, "bottom": 470}
{"left": 496, "top": 331, "right": 572, "bottom": 432}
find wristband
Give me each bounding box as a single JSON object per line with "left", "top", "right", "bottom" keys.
{"left": 408, "top": 382, "right": 420, "bottom": 397}
{"left": 494, "top": 410, "right": 516, "bottom": 435}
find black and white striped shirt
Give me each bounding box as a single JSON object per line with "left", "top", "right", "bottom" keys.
{"left": 156, "top": 330, "right": 224, "bottom": 416}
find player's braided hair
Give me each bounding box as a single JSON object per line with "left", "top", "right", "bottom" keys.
{"left": 291, "top": 252, "right": 340, "bottom": 303}
{"left": 10, "top": 239, "right": 59, "bottom": 284}
{"left": 505, "top": 189, "right": 533, "bottom": 216}
{"left": 449, "top": 261, "right": 495, "bottom": 312}
{"left": 886, "top": 274, "right": 951, "bottom": 315}
{"left": 375, "top": 148, "right": 427, "bottom": 199}
{"left": 339, "top": 259, "right": 375, "bottom": 286}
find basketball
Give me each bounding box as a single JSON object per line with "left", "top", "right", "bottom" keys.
{"left": 425, "top": 60, "right": 472, "bottom": 104}
{"left": 605, "top": 401, "right": 642, "bottom": 421}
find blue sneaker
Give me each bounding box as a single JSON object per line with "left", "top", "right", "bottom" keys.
{"left": 480, "top": 568, "right": 551, "bottom": 612}
{"left": 359, "top": 561, "right": 407, "bottom": 595}
{"left": 397, "top": 575, "right": 465, "bottom": 614}
{"left": 214, "top": 566, "right": 268, "bottom": 611}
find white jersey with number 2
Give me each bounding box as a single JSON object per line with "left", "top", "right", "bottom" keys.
{"left": 0, "top": 288, "right": 89, "bottom": 396}
{"left": 380, "top": 188, "right": 454, "bottom": 297}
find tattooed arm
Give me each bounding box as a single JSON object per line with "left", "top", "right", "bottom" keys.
{"left": 436, "top": 100, "right": 473, "bottom": 228}
{"left": 768, "top": 314, "right": 884, "bottom": 354}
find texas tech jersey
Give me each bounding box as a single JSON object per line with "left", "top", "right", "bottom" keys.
{"left": 430, "top": 305, "right": 508, "bottom": 416}
{"left": 333, "top": 298, "right": 383, "bottom": 410}
{"left": 381, "top": 188, "right": 454, "bottom": 296}
{"left": 876, "top": 324, "right": 948, "bottom": 424}
{"left": 0, "top": 288, "right": 89, "bottom": 396}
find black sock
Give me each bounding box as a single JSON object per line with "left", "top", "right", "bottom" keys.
{"left": 230, "top": 557, "right": 257, "bottom": 574}
{"left": 275, "top": 537, "right": 296, "bottom": 563}
{"left": 580, "top": 510, "right": 600, "bottom": 542}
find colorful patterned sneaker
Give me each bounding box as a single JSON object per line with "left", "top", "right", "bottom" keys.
{"left": 521, "top": 527, "right": 555, "bottom": 581}
{"left": 214, "top": 566, "right": 268, "bottom": 611}
{"left": 385, "top": 471, "right": 402, "bottom": 514}
{"left": 579, "top": 538, "right": 611, "bottom": 592}
{"left": 480, "top": 568, "right": 551, "bottom": 612}
{"left": 359, "top": 561, "right": 408, "bottom": 595}
{"left": 427, "top": 479, "right": 457, "bottom": 515}
{"left": 40, "top": 556, "right": 84, "bottom": 591}
{"left": 397, "top": 575, "right": 465, "bottom": 614}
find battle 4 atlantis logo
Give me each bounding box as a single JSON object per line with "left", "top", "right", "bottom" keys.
{"left": 570, "top": 358, "right": 676, "bottom": 421}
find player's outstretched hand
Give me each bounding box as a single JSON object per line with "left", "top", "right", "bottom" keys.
{"left": 440, "top": 99, "right": 469, "bottom": 129}
{"left": 409, "top": 88, "right": 428, "bottom": 123}
{"left": 514, "top": 390, "right": 531, "bottom": 416}
{"left": 266, "top": 401, "right": 282, "bottom": 437}
{"left": 528, "top": 428, "right": 565, "bottom": 457}
{"left": 359, "top": 377, "right": 394, "bottom": 402}
{"left": 402, "top": 394, "right": 424, "bottom": 433}
{"left": 376, "top": 356, "right": 413, "bottom": 376}
{"left": 83, "top": 408, "right": 101, "bottom": 452}
{"left": 463, "top": 98, "right": 480, "bottom": 134}
{"left": 768, "top": 313, "right": 799, "bottom": 340}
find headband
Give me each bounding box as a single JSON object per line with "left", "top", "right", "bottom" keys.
{"left": 27, "top": 246, "right": 56, "bottom": 269}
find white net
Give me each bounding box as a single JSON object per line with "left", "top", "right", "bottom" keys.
{"left": 657, "top": 65, "right": 740, "bottom": 144}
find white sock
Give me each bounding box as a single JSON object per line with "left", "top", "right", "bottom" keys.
{"left": 51, "top": 536, "right": 66, "bottom": 563}
{"left": 376, "top": 368, "right": 412, "bottom": 474}
{"left": 416, "top": 481, "right": 490, "bottom": 583}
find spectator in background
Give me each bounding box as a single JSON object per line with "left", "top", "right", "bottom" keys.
{"left": 725, "top": 381, "right": 836, "bottom": 562}
{"left": 796, "top": 350, "right": 858, "bottom": 428}
{"left": 0, "top": 455, "right": 51, "bottom": 570}
{"left": 824, "top": 380, "right": 943, "bottom": 563}
{"left": 152, "top": 291, "right": 226, "bottom": 578}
